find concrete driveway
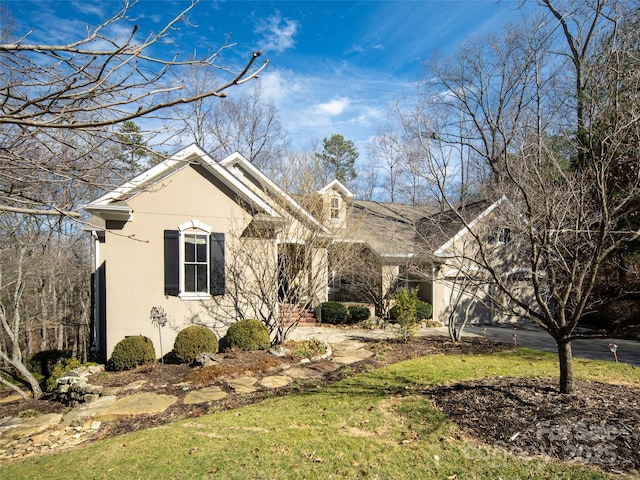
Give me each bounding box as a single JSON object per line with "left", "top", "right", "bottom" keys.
{"left": 291, "top": 323, "right": 640, "bottom": 366}
{"left": 465, "top": 323, "right": 640, "bottom": 366}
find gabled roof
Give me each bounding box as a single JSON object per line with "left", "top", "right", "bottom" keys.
{"left": 430, "top": 196, "right": 508, "bottom": 257}
{"left": 219, "top": 152, "right": 332, "bottom": 235}
{"left": 82, "top": 144, "right": 280, "bottom": 221}
{"left": 317, "top": 180, "right": 354, "bottom": 198}
{"left": 344, "top": 199, "right": 434, "bottom": 258}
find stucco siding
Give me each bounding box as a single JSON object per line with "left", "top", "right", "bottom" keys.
{"left": 102, "top": 164, "right": 253, "bottom": 358}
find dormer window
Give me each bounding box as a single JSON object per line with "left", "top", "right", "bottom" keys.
{"left": 330, "top": 196, "right": 340, "bottom": 220}
{"left": 495, "top": 227, "right": 511, "bottom": 245}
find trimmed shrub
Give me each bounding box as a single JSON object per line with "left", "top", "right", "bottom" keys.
{"left": 416, "top": 300, "right": 433, "bottom": 320}
{"left": 348, "top": 305, "right": 371, "bottom": 323}
{"left": 319, "top": 301, "right": 348, "bottom": 325}
{"left": 173, "top": 325, "right": 218, "bottom": 364}
{"left": 109, "top": 336, "right": 155, "bottom": 371}
{"left": 226, "top": 319, "right": 270, "bottom": 351}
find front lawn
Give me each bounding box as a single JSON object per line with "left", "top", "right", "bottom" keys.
{"left": 2, "top": 348, "right": 637, "bottom": 479}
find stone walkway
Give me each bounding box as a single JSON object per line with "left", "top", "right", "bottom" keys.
{"left": 0, "top": 330, "right": 387, "bottom": 462}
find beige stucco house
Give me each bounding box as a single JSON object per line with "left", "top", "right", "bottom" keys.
{"left": 84, "top": 145, "right": 333, "bottom": 358}
{"left": 84, "top": 145, "right": 520, "bottom": 359}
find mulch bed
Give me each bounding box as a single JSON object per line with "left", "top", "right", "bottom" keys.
{"left": 425, "top": 377, "right": 640, "bottom": 475}
{"left": 1, "top": 334, "right": 638, "bottom": 475}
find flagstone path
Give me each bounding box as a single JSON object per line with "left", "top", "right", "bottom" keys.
{"left": 0, "top": 331, "right": 383, "bottom": 462}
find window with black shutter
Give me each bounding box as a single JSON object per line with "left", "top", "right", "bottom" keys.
{"left": 164, "top": 230, "right": 180, "bottom": 296}
{"left": 164, "top": 227, "right": 226, "bottom": 297}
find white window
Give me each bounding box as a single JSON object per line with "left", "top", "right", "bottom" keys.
{"left": 330, "top": 196, "right": 340, "bottom": 220}
{"left": 164, "top": 220, "right": 225, "bottom": 299}
{"left": 496, "top": 227, "right": 511, "bottom": 245}
{"left": 183, "top": 233, "right": 209, "bottom": 294}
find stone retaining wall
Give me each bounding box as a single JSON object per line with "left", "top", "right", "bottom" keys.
{"left": 56, "top": 366, "right": 105, "bottom": 406}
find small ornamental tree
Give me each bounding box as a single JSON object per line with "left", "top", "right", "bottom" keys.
{"left": 392, "top": 288, "right": 419, "bottom": 342}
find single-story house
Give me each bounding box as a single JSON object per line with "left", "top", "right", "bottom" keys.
{"left": 84, "top": 145, "right": 521, "bottom": 358}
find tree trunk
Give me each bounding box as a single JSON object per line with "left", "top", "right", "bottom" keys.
{"left": 557, "top": 338, "right": 574, "bottom": 394}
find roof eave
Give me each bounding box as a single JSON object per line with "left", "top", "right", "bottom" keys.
{"left": 82, "top": 204, "right": 132, "bottom": 222}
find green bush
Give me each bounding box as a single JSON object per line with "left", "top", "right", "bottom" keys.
{"left": 416, "top": 300, "right": 433, "bottom": 320}
{"left": 348, "top": 305, "right": 371, "bottom": 323}
{"left": 173, "top": 325, "right": 218, "bottom": 363}
{"left": 28, "top": 349, "right": 73, "bottom": 379}
{"left": 392, "top": 288, "right": 420, "bottom": 342}
{"left": 319, "top": 301, "right": 348, "bottom": 325}
{"left": 226, "top": 319, "right": 270, "bottom": 351}
{"left": 389, "top": 299, "right": 433, "bottom": 322}
{"left": 46, "top": 358, "right": 81, "bottom": 392}
{"left": 108, "top": 336, "right": 156, "bottom": 371}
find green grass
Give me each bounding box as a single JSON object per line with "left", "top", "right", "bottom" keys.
{"left": 3, "top": 348, "right": 636, "bottom": 479}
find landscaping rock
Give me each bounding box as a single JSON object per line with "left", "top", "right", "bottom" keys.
{"left": 283, "top": 367, "right": 322, "bottom": 380}
{"left": 227, "top": 376, "right": 258, "bottom": 393}
{"left": 184, "top": 386, "right": 227, "bottom": 404}
{"left": 259, "top": 375, "right": 293, "bottom": 389}
{"left": 0, "top": 394, "right": 22, "bottom": 405}
{"left": 61, "top": 396, "right": 117, "bottom": 426}
{"left": 94, "top": 392, "right": 177, "bottom": 421}
{"left": 2, "top": 413, "right": 63, "bottom": 440}
{"left": 193, "top": 352, "right": 222, "bottom": 367}
{"left": 269, "top": 345, "right": 290, "bottom": 357}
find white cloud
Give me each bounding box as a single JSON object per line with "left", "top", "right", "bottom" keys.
{"left": 255, "top": 13, "right": 299, "bottom": 54}
{"left": 316, "top": 97, "right": 350, "bottom": 116}
{"left": 259, "top": 70, "right": 302, "bottom": 103}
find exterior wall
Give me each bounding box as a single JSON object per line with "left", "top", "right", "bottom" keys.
{"left": 101, "top": 164, "right": 253, "bottom": 358}
{"left": 432, "top": 265, "right": 447, "bottom": 325}
{"left": 431, "top": 208, "right": 532, "bottom": 326}
{"left": 311, "top": 247, "right": 328, "bottom": 305}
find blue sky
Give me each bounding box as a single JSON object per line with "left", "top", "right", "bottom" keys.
{"left": 7, "top": 0, "right": 525, "bottom": 155}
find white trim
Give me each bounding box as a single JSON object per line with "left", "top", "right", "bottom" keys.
{"left": 83, "top": 204, "right": 132, "bottom": 222}
{"left": 433, "top": 196, "right": 508, "bottom": 256}
{"left": 317, "top": 179, "right": 354, "bottom": 198}
{"left": 219, "top": 152, "right": 331, "bottom": 234}
{"left": 179, "top": 219, "right": 212, "bottom": 296}
{"left": 82, "top": 144, "right": 281, "bottom": 220}
{"left": 179, "top": 219, "right": 211, "bottom": 233}
{"left": 178, "top": 292, "right": 212, "bottom": 301}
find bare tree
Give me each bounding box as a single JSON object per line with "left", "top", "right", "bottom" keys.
{"left": 203, "top": 194, "right": 355, "bottom": 345}
{"left": 0, "top": 0, "right": 267, "bottom": 399}
{"left": 0, "top": 0, "right": 266, "bottom": 217}
{"left": 172, "top": 76, "right": 289, "bottom": 171}
{"left": 412, "top": 1, "right": 639, "bottom": 393}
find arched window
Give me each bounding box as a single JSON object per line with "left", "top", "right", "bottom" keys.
{"left": 164, "top": 220, "right": 225, "bottom": 298}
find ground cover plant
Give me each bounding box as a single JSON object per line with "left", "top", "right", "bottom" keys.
{"left": 1, "top": 337, "right": 637, "bottom": 479}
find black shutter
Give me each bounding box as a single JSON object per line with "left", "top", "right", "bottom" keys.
{"left": 164, "top": 230, "right": 180, "bottom": 296}
{"left": 210, "top": 232, "right": 225, "bottom": 295}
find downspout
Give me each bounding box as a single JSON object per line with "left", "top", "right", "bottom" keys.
{"left": 431, "top": 263, "right": 438, "bottom": 324}
{"left": 90, "top": 231, "right": 100, "bottom": 354}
